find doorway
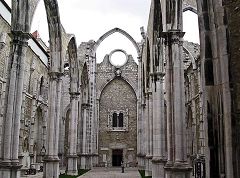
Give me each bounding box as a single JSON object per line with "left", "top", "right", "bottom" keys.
{"left": 112, "top": 149, "right": 123, "bottom": 167}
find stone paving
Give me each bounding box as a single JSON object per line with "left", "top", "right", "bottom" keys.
{"left": 78, "top": 167, "right": 141, "bottom": 178}
{"left": 19, "top": 167, "right": 141, "bottom": 178}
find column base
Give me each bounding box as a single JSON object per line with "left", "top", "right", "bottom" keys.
{"left": 43, "top": 157, "right": 60, "bottom": 178}
{"left": 66, "top": 156, "right": 78, "bottom": 176}
{"left": 152, "top": 157, "right": 167, "bottom": 178}
{"left": 80, "top": 156, "right": 87, "bottom": 169}
{"left": 92, "top": 154, "right": 98, "bottom": 167}
{"left": 79, "top": 154, "right": 94, "bottom": 169}
{"left": 164, "top": 161, "right": 192, "bottom": 178}
{"left": 145, "top": 155, "right": 152, "bottom": 177}
{"left": 0, "top": 161, "right": 22, "bottom": 178}
{"left": 137, "top": 153, "right": 145, "bottom": 169}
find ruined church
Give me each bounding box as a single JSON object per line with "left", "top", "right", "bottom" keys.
{"left": 0, "top": 0, "right": 240, "bottom": 178}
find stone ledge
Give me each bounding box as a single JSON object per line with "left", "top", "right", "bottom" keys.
{"left": 164, "top": 162, "right": 192, "bottom": 172}
{"left": 66, "top": 155, "right": 78, "bottom": 158}
{"left": 151, "top": 156, "right": 167, "bottom": 163}
{"left": 42, "top": 156, "right": 60, "bottom": 162}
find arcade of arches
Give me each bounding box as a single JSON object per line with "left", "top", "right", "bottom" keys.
{"left": 0, "top": 0, "right": 240, "bottom": 178}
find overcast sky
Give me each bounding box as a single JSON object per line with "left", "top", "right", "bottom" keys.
{"left": 4, "top": 0, "right": 199, "bottom": 64}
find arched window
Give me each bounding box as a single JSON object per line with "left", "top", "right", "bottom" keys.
{"left": 112, "top": 112, "right": 124, "bottom": 128}
{"left": 119, "top": 113, "right": 123, "bottom": 127}
{"left": 112, "top": 113, "right": 118, "bottom": 127}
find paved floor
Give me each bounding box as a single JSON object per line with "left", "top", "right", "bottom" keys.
{"left": 20, "top": 167, "right": 141, "bottom": 178}
{"left": 20, "top": 172, "right": 43, "bottom": 178}
{"left": 78, "top": 167, "right": 141, "bottom": 178}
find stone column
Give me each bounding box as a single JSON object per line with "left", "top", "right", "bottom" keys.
{"left": 0, "top": 31, "right": 30, "bottom": 178}
{"left": 18, "top": 89, "right": 26, "bottom": 169}
{"left": 144, "top": 95, "right": 150, "bottom": 176}
{"left": 80, "top": 103, "right": 89, "bottom": 169}
{"left": 152, "top": 73, "right": 166, "bottom": 178}
{"left": 164, "top": 31, "right": 191, "bottom": 178}
{"left": 137, "top": 56, "right": 145, "bottom": 169}
{"left": 146, "top": 91, "right": 153, "bottom": 177}
{"left": 67, "top": 93, "right": 80, "bottom": 175}
{"left": 43, "top": 72, "right": 63, "bottom": 178}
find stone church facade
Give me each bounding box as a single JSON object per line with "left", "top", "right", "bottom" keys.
{"left": 0, "top": 0, "right": 240, "bottom": 178}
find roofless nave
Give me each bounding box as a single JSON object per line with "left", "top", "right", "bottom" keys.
{"left": 0, "top": 0, "right": 240, "bottom": 178}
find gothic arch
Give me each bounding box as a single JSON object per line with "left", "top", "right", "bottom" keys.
{"left": 183, "top": 45, "right": 197, "bottom": 70}
{"left": 98, "top": 77, "right": 137, "bottom": 100}
{"left": 14, "top": 0, "right": 64, "bottom": 72}
{"left": 183, "top": 6, "right": 197, "bottom": 14}
{"left": 67, "top": 36, "right": 79, "bottom": 93}
{"left": 94, "top": 27, "right": 140, "bottom": 55}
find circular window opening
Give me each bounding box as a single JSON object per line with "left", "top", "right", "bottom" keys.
{"left": 109, "top": 50, "right": 127, "bottom": 67}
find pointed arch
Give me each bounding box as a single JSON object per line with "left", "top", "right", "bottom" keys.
{"left": 67, "top": 35, "right": 79, "bottom": 94}
{"left": 183, "top": 6, "right": 197, "bottom": 14}
{"left": 183, "top": 45, "right": 197, "bottom": 70}
{"left": 21, "top": 0, "right": 64, "bottom": 72}
{"left": 98, "top": 77, "right": 137, "bottom": 100}
{"left": 94, "top": 27, "right": 140, "bottom": 55}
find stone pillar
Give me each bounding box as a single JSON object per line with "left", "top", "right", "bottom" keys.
{"left": 80, "top": 103, "right": 89, "bottom": 169}
{"left": 145, "top": 91, "right": 153, "bottom": 177}
{"left": 67, "top": 93, "right": 80, "bottom": 175}
{"left": 43, "top": 72, "right": 63, "bottom": 178}
{"left": 0, "top": 31, "right": 30, "bottom": 178}
{"left": 18, "top": 89, "right": 26, "bottom": 169}
{"left": 164, "top": 31, "right": 191, "bottom": 178}
{"left": 152, "top": 73, "right": 166, "bottom": 178}
{"left": 144, "top": 95, "right": 150, "bottom": 176}
{"left": 137, "top": 56, "right": 145, "bottom": 169}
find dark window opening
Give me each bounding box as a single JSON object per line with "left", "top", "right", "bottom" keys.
{"left": 205, "top": 59, "right": 214, "bottom": 86}
{"left": 119, "top": 113, "right": 123, "bottom": 127}
{"left": 112, "top": 113, "right": 118, "bottom": 127}
{"left": 112, "top": 112, "right": 124, "bottom": 128}
{"left": 39, "top": 77, "right": 44, "bottom": 95}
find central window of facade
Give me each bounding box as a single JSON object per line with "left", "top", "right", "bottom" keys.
{"left": 108, "top": 110, "right": 128, "bottom": 131}
{"left": 112, "top": 112, "right": 123, "bottom": 127}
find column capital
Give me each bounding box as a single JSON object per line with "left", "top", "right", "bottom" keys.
{"left": 48, "top": 72, "right": 64, "bottom": 80}
{"left": 10, "top": 31, "right": 31, "bottom": 46}
{"left": 161, "top": 30, "right": 185, "bottom": 46}
{"left": 151, "top": 72, "right": 165, "bottom": 82}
